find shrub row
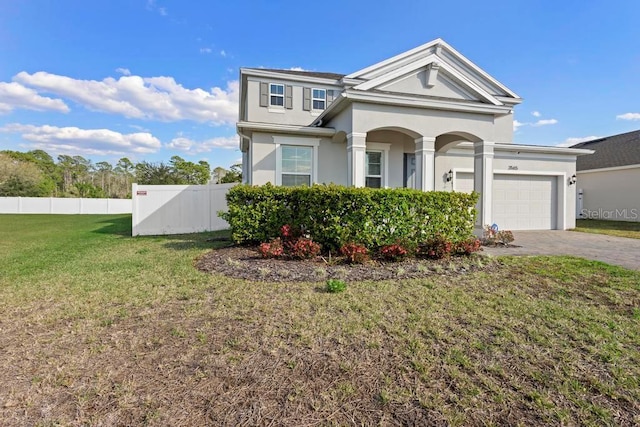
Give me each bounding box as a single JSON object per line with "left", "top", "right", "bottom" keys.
{"left": 339, "top": 236, "right": 482, "bottom": 264}
{"left": 220, "top": 184, "right": 479, "bottom": 252}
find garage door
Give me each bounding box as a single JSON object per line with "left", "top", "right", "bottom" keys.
{"left": 492, "top": 174, "right": 557, "bottom": 230}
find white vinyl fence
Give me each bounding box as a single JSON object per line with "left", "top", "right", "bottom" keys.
{"left": 131, "top": 183, "right": 235, "bottom": 236}
{"left": 0, "top": 197, "right": 132, "bottom": 214}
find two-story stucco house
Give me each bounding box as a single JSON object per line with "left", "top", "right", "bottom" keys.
{"left": 237, "top": 39, "right": 592, "bottom": 231}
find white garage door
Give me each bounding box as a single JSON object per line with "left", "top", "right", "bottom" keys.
{"left": 454, "top": 172, "right": 474, "bottom": 193}
{"left": 493, "top": 174, "right": 557, "bottom": 230}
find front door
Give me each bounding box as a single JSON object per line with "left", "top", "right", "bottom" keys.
{"left": 404, "top": 153, "right": 416, "bottom": 188}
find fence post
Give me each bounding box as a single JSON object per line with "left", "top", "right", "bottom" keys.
{"left": 209, "top": 184, "right": 213, "bottom": 232}
{"left": 18, "top": 197, "right": 22, "bottom": 214}
{"left": 131, "top": 183, "right": 137, "bottom": 236}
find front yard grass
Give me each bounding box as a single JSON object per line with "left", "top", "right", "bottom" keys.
{"left": 1, "top": 214, "right": 639, "bottom": 426}
{"left": 575, "top": 218, "right": 640, "bottom": 239}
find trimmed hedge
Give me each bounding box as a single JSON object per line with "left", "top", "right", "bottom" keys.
{"left": 219, "top": 184, "right": 478, "bottom": 251}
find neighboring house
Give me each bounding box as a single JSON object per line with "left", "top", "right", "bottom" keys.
{"left": 571, "top": 130, "right": 640, "bottom": 222}
{"left": 237, "top": 39, "right": 593, "bottom": 231}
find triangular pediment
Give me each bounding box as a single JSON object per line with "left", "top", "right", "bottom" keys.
{"left": 348, "top": 39, "right": 521, "bottom": 105}
{"left": 377, "top": 67, "right": 481, "bottom": 102}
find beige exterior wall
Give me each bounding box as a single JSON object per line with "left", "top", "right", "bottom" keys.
{"left": 250, "top": 132, "right": 347, "bottom": 186}
{"left": 245, "top": 78, "right": 342, "bottom": 126}
{"left": 250, "top": 130, "right": 580, "bottom": 229}
{"left": 350, "top": 102, "right": 513, "bottom": 143}
{"left": 379, "top": 70, "right": 477, "bottom": 101}
{"left": 577, "top": 167, "right": 640, "bottom": 222}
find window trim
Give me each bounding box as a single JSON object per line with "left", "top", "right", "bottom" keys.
{"left": 273, "top": 136, "right": 320, "bottom": 186}
{"left": 269, "top": 83, "right": 285, "bottom": 107}
{"left": 311, "top": 88, "right": 326, "bottom": 111}
{"left": 365, "top": 142, "right": 391, "bottom": 188}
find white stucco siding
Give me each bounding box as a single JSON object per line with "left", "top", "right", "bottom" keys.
{"left": 325, "top": 105, "right": 353, "bottom": 134}
{"left": 351, "top": 102, "right": 511, "bottom": 143}
{"left": 379, "top": 70, "right": 477, "bottom": 101}
{"left": 577, "top": 166, "right": 640, "bottom": 222}
{"left": 493, "top": 113, "right": 514, "bottom": 143}
{"left": 251, "top": 132, "right": 277, "bottom": 185}
{"left": 250, "top": 132, "right": 347, "bottom": 186}
{"left": 245, "top": 79, "right": 342, "bottom": 126}
{"left": 434, "top": 150, "right": 474, "bottom": 191}
{"left": 317, "top": 140, "right": 348, "bottom": 185}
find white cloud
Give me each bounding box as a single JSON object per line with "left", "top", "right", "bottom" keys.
{"left": 513, "top": 120, "right": 525, "bottom": 131}
{"left": 115, "top": 67, "right": 131, "bottom": 76}
{"left": 556, "top": 136, "right": 601, "bottom": 147}
{"left": 220, "top": 50, "right": 227, "bottom": 57}
{"left": 13, "top": 71, "right": 239, "bottom": 125}
{"left": 146, "top": 0, "right": 167, "bottom": 16}
{"left": 0, "top": 82, "right": 69, "bottom": 114}
{"left": 531, "top": 111, "right": 541, "bottom": 117}
{"left": 616, "top": 112, "right": 640, "bottom": 121}
{"left": 200, "top": 47, "right": 212, "bottom": 54}
{"left": 166, "top": 135, "right": 238, "bottom": 153}
{"left": 532, "top": 119, "right": 558, "bottom": 126}
{"left": 289, "top": 67, "right": 306, "bottom": 71}
{"left": 0, "top": 123, "right": 161, "bottom": 156}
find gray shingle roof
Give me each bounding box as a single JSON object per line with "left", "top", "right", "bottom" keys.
{"left": 246, "top": 68, "right": 345, "bottom": 81}
{"left": 571, "top": 130, "right": 640, "bottom": 170}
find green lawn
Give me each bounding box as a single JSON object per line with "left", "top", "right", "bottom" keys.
{"left": 1, "top": 214, "right": 639, "bottom": 426}
{"left": 575, "top": 219, "right": 640, "bottom": 239}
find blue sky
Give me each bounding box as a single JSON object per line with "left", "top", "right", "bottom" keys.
{"left": 1, "top": 1, "right": 639, "bottom": 168}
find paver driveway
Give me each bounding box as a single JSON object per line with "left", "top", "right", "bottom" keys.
{"left": 482, "top": 230, "right": 640, "bottom": 271}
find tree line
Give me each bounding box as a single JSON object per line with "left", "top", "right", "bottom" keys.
{"left": 0, "top": 149, "right": 241, "bottom": 199}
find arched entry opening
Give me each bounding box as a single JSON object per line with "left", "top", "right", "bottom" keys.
{"left": 366, "top": 127, "right": 422, "bottom": 189}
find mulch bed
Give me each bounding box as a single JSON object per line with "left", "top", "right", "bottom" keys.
{"left": 196, "top": 244, "right": 494, "bottom": 282}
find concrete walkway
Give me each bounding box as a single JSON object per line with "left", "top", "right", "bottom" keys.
{"left": 482, "top": 231, "right": 640, "bottom": 271}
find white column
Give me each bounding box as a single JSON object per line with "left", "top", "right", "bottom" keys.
{"left": 473, "top": 141, "right": 494, "bottom": 231}
{"left": 414, "top": 136, "right": 436, "bottom": 191}
{"left": 347, "top": 132, "right": 367, "bottom": 187}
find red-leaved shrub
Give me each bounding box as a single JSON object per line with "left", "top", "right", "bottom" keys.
{"left": 456, "top": 238, "right": 482, "bottom": 255}
{"left": 340, "top": 243, "right": 369, "bottom": 264}
{"left": 379, "top": 243, "right": 409, "bottom": 261}
{"left": 258, "top": 238, "right": 284, "bottom": 258}
{"left": 289, "top": 237, "right": 321, "bottom": 259}
{"left": 419, "top": 235, "right": 453, "bottom": 260}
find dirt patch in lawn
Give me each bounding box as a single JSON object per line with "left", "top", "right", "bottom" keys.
{"left": 196, "top": 244, "right": 494, "bottom": 282}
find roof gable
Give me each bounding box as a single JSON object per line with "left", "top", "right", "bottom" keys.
{"left": 378, "top": 67, "right": 480, "bottom": 102}
{"left": 347, "top": 39, "right": 521, "bottom": 104}
{"left": 572, "top": 130, "right": 640, "bottom": 170}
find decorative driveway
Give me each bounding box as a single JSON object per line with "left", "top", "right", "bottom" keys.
{"left": 482, "top": 231, "right": 640, "bottom": 271}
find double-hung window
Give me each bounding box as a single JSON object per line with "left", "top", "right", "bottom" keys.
{"left": 365, "top": 151, "right": 383, "bottom": 188}
{"left": 312, "top": 88, "right": 326, "bottom": 110}
{"left": 364, "top": 142, "right": 390, "bottom": 188}
{"left": 281, "top": 146, "right": 312, "bottom": 186}
{"left": 274, "top": 136, "right": 319, "bottom": 187}
{"left": 269, "top": 83, "right": 284, "bottom": 107}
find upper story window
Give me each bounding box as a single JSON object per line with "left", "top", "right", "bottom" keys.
{"left": 269, "top": 84, "right": 285, "bottom": 107}
{"left": 312, "top": 89, "right": 326, "bottom": 110}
